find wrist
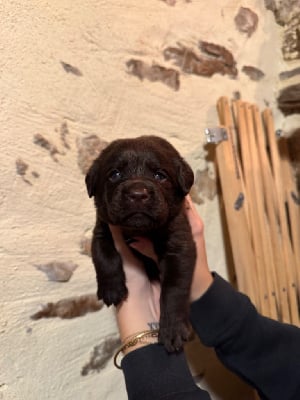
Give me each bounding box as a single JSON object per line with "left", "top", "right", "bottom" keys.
{"left": 190, "top": 232, "right": 214, "bottom": 301}
{"left": 190, "top": 270, "right": 213, "bottom": 302}
{"left": 114, "top": 329, "right": 159, "bottom": 368}
{"left": 116, "top": 281, "right": 160, "bottom": 341}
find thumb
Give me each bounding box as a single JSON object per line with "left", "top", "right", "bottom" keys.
{"left": 129, "top": 237, "right": 158, "bottom": 263}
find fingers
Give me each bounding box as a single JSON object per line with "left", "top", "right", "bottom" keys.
{"left": 109, "top": 224, "right": 124, "bottom": 251}
{"left": 109, "top": 225, "right": 135, "bottom": 260}
{"left": 109, "top": 225, "right": 158, "bottom": 266}
{"left": 184, "top": 196, "right": 213, "bottom": 301}
{"left": 184, "top": 195, "right": 204, "bottom": 237}
{"left": 109, "top": 224, "right": 158, "bottom": 262}
{"left": 129, "top": 237, "right": 158, "bottom": 263}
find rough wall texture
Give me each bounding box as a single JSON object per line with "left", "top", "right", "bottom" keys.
{"left": 1, "top": 1, "right": 298, "bottom": 399}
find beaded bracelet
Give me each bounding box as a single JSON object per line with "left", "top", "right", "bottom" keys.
{"left": 114, "top": 329, "right": 159, "bottom": 369}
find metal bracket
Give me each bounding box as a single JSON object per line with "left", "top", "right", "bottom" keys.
{"left": 205, "top": 127, "right": 228, "bottom": 144}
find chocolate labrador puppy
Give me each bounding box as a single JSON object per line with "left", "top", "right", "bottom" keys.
{"left": 85, "top": 135, "right": 196, "bottom": 351}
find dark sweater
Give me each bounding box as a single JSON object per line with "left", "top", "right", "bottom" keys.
{"left": 122, "top": 273, "right": 300, "bottom": 400}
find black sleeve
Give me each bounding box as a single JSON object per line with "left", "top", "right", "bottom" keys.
{"left": 121, "top": 343, "right": 211, "bottom": 400}
{"left": 190, "top": 273, "right": 300, "bottom": 400}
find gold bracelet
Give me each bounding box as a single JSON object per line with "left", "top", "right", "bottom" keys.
{"left": 114, "top": 329, "right": 159, "bottom": 369}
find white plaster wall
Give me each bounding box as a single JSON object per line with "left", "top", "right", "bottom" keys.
{"left": 0, "top": 1, "right": 285, "bottom": 399}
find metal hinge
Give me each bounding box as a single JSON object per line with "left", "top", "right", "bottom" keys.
{"left": 205, "top": 127, "right": 228, "bottom": 144}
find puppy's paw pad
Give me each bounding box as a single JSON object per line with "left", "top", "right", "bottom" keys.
{"left": 159, "top": 321, "right": 190, "bottom": 353}
{"left": 98, "top": 282, "right": 128, "bottom": 306}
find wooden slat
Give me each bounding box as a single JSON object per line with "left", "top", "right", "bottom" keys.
{"left": 263, "top": 109, "right": 299, "bottom": 326}
{"left": 216, "top": 97, "right": 258, "bottom": 307}
{"left": 213, "top": 97, "right": 299, "bottom": 325}
{"left": 278, "top": 137, "right": 300, "bottom": 292}
{"left": 251, "top": 105, "right": 290, "bottom": 322}
{"left": 232, "top": 100, "right": 272, "bottom": 317}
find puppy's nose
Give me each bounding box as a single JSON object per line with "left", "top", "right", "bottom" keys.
{"left": 127, "top": 187, "right": 150, "bottom": 203}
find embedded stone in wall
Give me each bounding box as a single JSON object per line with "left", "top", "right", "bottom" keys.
{"left": 277, "top": 83, "right": 300, "bottom": 115}
{"left": 234, "top": 7, "right": 259, "bottom": 37}
{"left": 60, "top": 121, "right": 71, "bottom": 149}
{"left": 16, "top": 158, "right": 31, "bottom": 185}
{"left": 81, "top": 335, "right": 121, "bottom": 376}
{"left": 286, "top": 129, "right": 300, "bottom": 192}
{"left": 163, "top": 41, "right": 237, "bottom": 78}
{"left": 279, "top": 66, "right": 300, "bottom": 80}
{"left": 33, "top": 133, "right": 61, "bottom": 161}
{"left": 242, "top": 66, "right": 265, "bottom": 81}
{"left": 80, "top": 229, "right": 92, "bottom": 257}
{"left": 233, "top": 90, "right": 242, "bottom": 100}
{"left": 190, "top": 168, "right": 217, "bottom": 205}
{"left": 189, "top": 186, "right": 204, "bottom": 205}
{"left": 35, "top": 261, "right": 78, "bottom": 282}
{"left": 60, "top": 61, "right": 83, "bottom": 77}
{"left": 161, "top": 0, "right": 191, "bottom": 5}
{"left": 16, "top": 158, "right": 29, "bottom": 176}
{"left": 161, "top": 0, "right": 176, "bottom": 5}
{"left": 31, "top": 294, "right": 102, "bottom": 319}
{"left": 77, "top": 135, "right": 108, "bottom": 175}
{"left": 264, "top": 0, "right": 300, "bottom": 26}
{"left": 282, "top": 13, "right": 300, "bottom": 61}
{"left": 126, "top": 59, "right": 180, "bottom": 91}
{"left": 16, "top": 158, "right": 40, "bottom": 185}
{"left": 264, "top": 0, "right": 300, "bottom": 60}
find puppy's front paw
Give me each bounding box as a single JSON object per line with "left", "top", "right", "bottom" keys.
{"left": 159, "top": 319, "right": 190, "bottom": 353}
{"left": 97, "top": 278, "right": 128, "bottom": 306}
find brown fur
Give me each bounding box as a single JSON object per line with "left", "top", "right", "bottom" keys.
{"left": 85, "top": 135, "right": 196, "bottom": 352}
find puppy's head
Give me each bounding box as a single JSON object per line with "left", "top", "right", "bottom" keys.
{"left": 85, "top": 135, "right": 193, "bottom": 232}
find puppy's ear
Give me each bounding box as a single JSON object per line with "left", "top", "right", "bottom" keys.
{"left": 85, "top": 160, "right": 100, "bottom": 198}
{"left": 176, "top": 158, "right": 194, "bottom": 195}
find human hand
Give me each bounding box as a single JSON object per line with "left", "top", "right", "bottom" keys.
{"left": 111, "top": 195, "right": 213, "bottom": 350}
{"left": 109, "top": 225, "right": 161, "bottom": 345}
{"left": 184, "top": 195, "right": 213, "bottom": 301}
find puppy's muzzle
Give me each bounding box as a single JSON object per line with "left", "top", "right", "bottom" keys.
{"left": 108, "top": 179, "right": 168, "bottom": 228}
{"left": 126, "top": 182, "right": 150, "bottom": 204}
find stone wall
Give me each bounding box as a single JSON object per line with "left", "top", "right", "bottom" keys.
{"left": 1, "top": 1, "right": 299, "bottom": 399}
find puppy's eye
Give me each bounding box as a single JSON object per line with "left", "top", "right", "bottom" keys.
{"left": 154, "top": 171, "right": 167, "bottom": 181}
{"left": 109, "top": 169, "right": 122, "bottom": 182}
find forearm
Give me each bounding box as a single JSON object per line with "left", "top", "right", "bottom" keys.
{"left": 116, "top": 287, "right": 157, "bottom": 341}
{"left": 117, "top": 273, "right": 212, "bottom": 399}
{"left": 118, "top": 295, "right": 211, "bottom": 399}
{"left": 122, "top": 344, "right": 211, "bottom": 400}
{"left": 115, "top": 278, "right": 161, "bottom": 359}
{"left": 189, "top": 232, "right": 213, "bottom": 302}
{"left": 190, "top": 273, "right": 300, "bottom": 400}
